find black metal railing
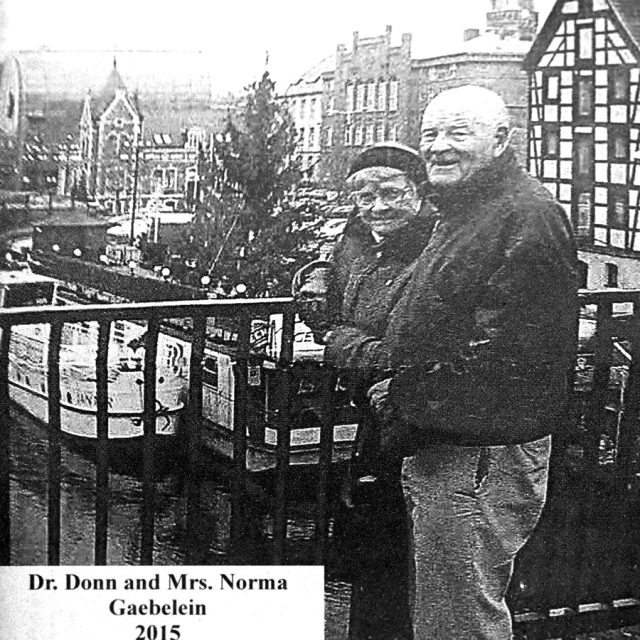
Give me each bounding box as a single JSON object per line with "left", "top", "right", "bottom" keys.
{"left": 1, "top": 290, "right": 640, "bottom": 638}
{"left": 510, "top": 288, "right": 640, "bottom": 638}
{"left": 0, "top": 297, "right": 305, "bottom": 567}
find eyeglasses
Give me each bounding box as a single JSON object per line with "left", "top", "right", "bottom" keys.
{"left": 351, "top": 186, "right": 415, "bottom": 209}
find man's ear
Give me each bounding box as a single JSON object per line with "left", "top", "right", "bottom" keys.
{"left": 493, "top": 126, "right": 511, "bottom": 158}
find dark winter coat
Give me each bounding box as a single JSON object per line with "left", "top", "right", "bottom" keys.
{"left": 325, "top": 149, "right": 579, "bottom": 446}
{"left": 323, "top": 211, "right": 436, "bottom": 397}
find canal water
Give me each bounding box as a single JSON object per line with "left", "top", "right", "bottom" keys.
{"left": 6, "top": 408, "right": 352, "bottom": 636}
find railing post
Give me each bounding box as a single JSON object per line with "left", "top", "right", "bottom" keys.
{"left": 47, "top": 321, "right": 63, "bottom": 566}
{"left": 187, "top": 315, "right": 207, "bottom": 469}
{"left": 583, "top": 300, "right": 613, "bottom": 467}
{"left": 614, "top": 295, "right": 640, "bottom": 483}
{"left": 140, "top": 317, "right": 159, "bottom": 565}
{"left": 94, "top": 320, "right": 111, "bottom": 565}
{"left": 0, "top": 324, "right": 12, "bottom": 564}
{"left": 315, "top": 364, "right": 337, "bottom": 564}
{"left": 230, "top": 312, "right": 251, "bottom": 562}
{"left": 272, "top": 308, "right": 295, "bottom": 564}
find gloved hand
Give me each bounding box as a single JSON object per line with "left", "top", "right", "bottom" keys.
{"left": 367, "top": 378, "right": 393, "bottom": 423}
{"left": 291, "top": 260, "right": 334, "bottom": 338}
{"left": 367, "top": 377, "right": 436, "bottom": 458}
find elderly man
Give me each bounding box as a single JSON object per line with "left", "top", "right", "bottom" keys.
{"left": 296, "top": 142, "right": 433, "bottom": 640}
{"left": 349, "top": 86, "right": 577, "bottom": 639}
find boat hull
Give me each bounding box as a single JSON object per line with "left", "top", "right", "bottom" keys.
{"left": 8, "top": 379, "right": 182, "bottom": 440}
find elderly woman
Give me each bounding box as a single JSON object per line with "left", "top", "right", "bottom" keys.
{"left": 295, "top": 143, "right": 433, "bottom": 640}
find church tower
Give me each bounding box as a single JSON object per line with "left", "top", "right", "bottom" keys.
{"left": 486, "top": 0, "right": 538, "bottom": 41}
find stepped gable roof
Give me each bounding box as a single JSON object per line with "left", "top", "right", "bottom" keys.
{"left": 524, "top": 0, "right": 640, "bottom": 69}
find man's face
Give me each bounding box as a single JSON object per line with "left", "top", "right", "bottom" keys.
{"left": 347, "top": 167, "right": 420, "bottom": 237}
{"left": 420, "top": 106, "right": 502, "bottom": 188}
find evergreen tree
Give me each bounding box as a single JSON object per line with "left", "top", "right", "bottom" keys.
{"left": 177, "top": 71, "right": 321, "bottom": 295}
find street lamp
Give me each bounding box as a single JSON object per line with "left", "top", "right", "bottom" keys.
{"left": 128, "top": 259, "right": 137, "bottom": 276}
{"left": 73, "top": 248, "right": 82, "bottom": 258}
{"left": 200, "top": 275, "right": 211, "bottom": 287}
{"left": 129, "top": 117, "right": 144, "bottom": 246}
{"left": 161, "top": 267, "right": 171, "bottom": 280}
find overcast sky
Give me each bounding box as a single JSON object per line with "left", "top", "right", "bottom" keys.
{"left": 0, "top": 0, "right": 556, "bottom": 93}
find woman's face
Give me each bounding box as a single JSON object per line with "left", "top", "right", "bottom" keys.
{"left": 347, "top": 167, "right": 421, "bottom": 238}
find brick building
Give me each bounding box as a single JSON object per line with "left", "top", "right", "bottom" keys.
{"left": 320, "top": 26, "right": 413, "bottom": 183}
{"left": 287, "top": 1, "right": 540, "bottom": 185}
{"left": 284, "top": 56, "right": 332, "bottom": 180}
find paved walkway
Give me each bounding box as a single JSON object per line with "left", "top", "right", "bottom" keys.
{"left": 579, "top": 629, "right": 640, "bottom": 639}
{"left": 325, "top": 582, "right": 640, "bottom": 639}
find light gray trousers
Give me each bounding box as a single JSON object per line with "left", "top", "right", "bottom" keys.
{"left": 402, "top": 436, "right": 551, "bottom": 640}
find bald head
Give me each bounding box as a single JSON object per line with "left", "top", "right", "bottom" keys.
{"left": 420, "top": 85, "right": 511, "bottom": 189}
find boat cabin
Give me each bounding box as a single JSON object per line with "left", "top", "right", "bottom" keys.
{"left": 0, "top": 271, "right": 57, "bottom": 309}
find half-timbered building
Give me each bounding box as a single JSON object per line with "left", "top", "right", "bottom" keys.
{"left": 524, "top": 0, "right": 640, "bottom": 288}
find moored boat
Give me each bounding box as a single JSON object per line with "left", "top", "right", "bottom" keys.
{"left": 3, "top": 265, "right": 357, "bottom": 470}
{"left": 0, "top": 270, "right": 187, "bottom": 446}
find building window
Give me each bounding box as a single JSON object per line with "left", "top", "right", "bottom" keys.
{"left": 365, "top": 124, "right": 374, "bottom": 145}
{"left": 608, "top": 191, "right": 628, "bottom": 229}
{"left": 375, "top": 122, "right": 385, "bottom": 143}
{"left": 609, "top": 68, "right": 629, "bottom": 103}
{"left": 577, "top": 261, "right": 588, "bottom": 289}
{"left": 309, "top": 127, "right": 316, "bottom": 149}
{"left": 389, "top": 81, "right": 399, "bottom": 112}
{"left": 354, "top": 125, "right": 363, "bottom": 146}
{"left": 576, "top": 77, "right": 594, "bottom": 120}
{"left": 344, "top": 126, "right": 352, "bottom": 146}
{"left": 606, "top": 263, "right": 618, "bottom": 288}
{"left": 576, "top": 136, "right": 592, "bottom": 175}
{"left": 6, "top": 92, "right": 14, "bottom": 119}
{"left": 543, "top": 127, "right": 559, "bottom": 157}
{"left": 377, "top": 82, "right": 387, "bottom": 111}
{"left": 580, "top": 0, "right": 594, "bottom": 14}
{"left": 577, "top": 191, "right": 592, "bottom": 236}
{"left": 310, "top": 98, "right": 317, "bottom": 120}
{"left": 356, "top": 84, "right": 365, "bottom": 112}
{"left": 609, "top": 126, "right": 629, "bottom": 160}
{"left": 299, "top": 99, "right": 306, "bottom": 120}
{"left": 366, "top": 82, "right": 375, "bottom": 111}
{"left": 578, "top": 27, "right": 593, "bottom": 59}
{"left": 346, "top": 85, "right": 354, "bottom": 113}
{"left": 298, "top": 128, "right": 305, "bottom": 150}
{"left": 389, "top": 123, "right": 399, "bottom": 142}
{"left": 544, "top": 73, "right": 560, "bottom": 103}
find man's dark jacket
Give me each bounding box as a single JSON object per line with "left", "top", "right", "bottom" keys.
{"left": 326, "top": 149, "right": 579, "bottom": 446}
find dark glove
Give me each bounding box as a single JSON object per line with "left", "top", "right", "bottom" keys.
{"left": 367, "top": 378, "right": 435, "bottom": 459}
{"left": 291, "top": 260, "right": 334, "bottom": 337}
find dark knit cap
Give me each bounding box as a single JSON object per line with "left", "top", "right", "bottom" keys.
{"left": 347, "top": 142, "right": 427, "bottom": 186}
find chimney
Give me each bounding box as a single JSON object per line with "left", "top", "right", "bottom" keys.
{"left": 352, "top": 31, "right": 359, "bottom": 53}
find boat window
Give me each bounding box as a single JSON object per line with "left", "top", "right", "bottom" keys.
{"left": 203, "top": 356, "right": 218, "bottom": 388}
